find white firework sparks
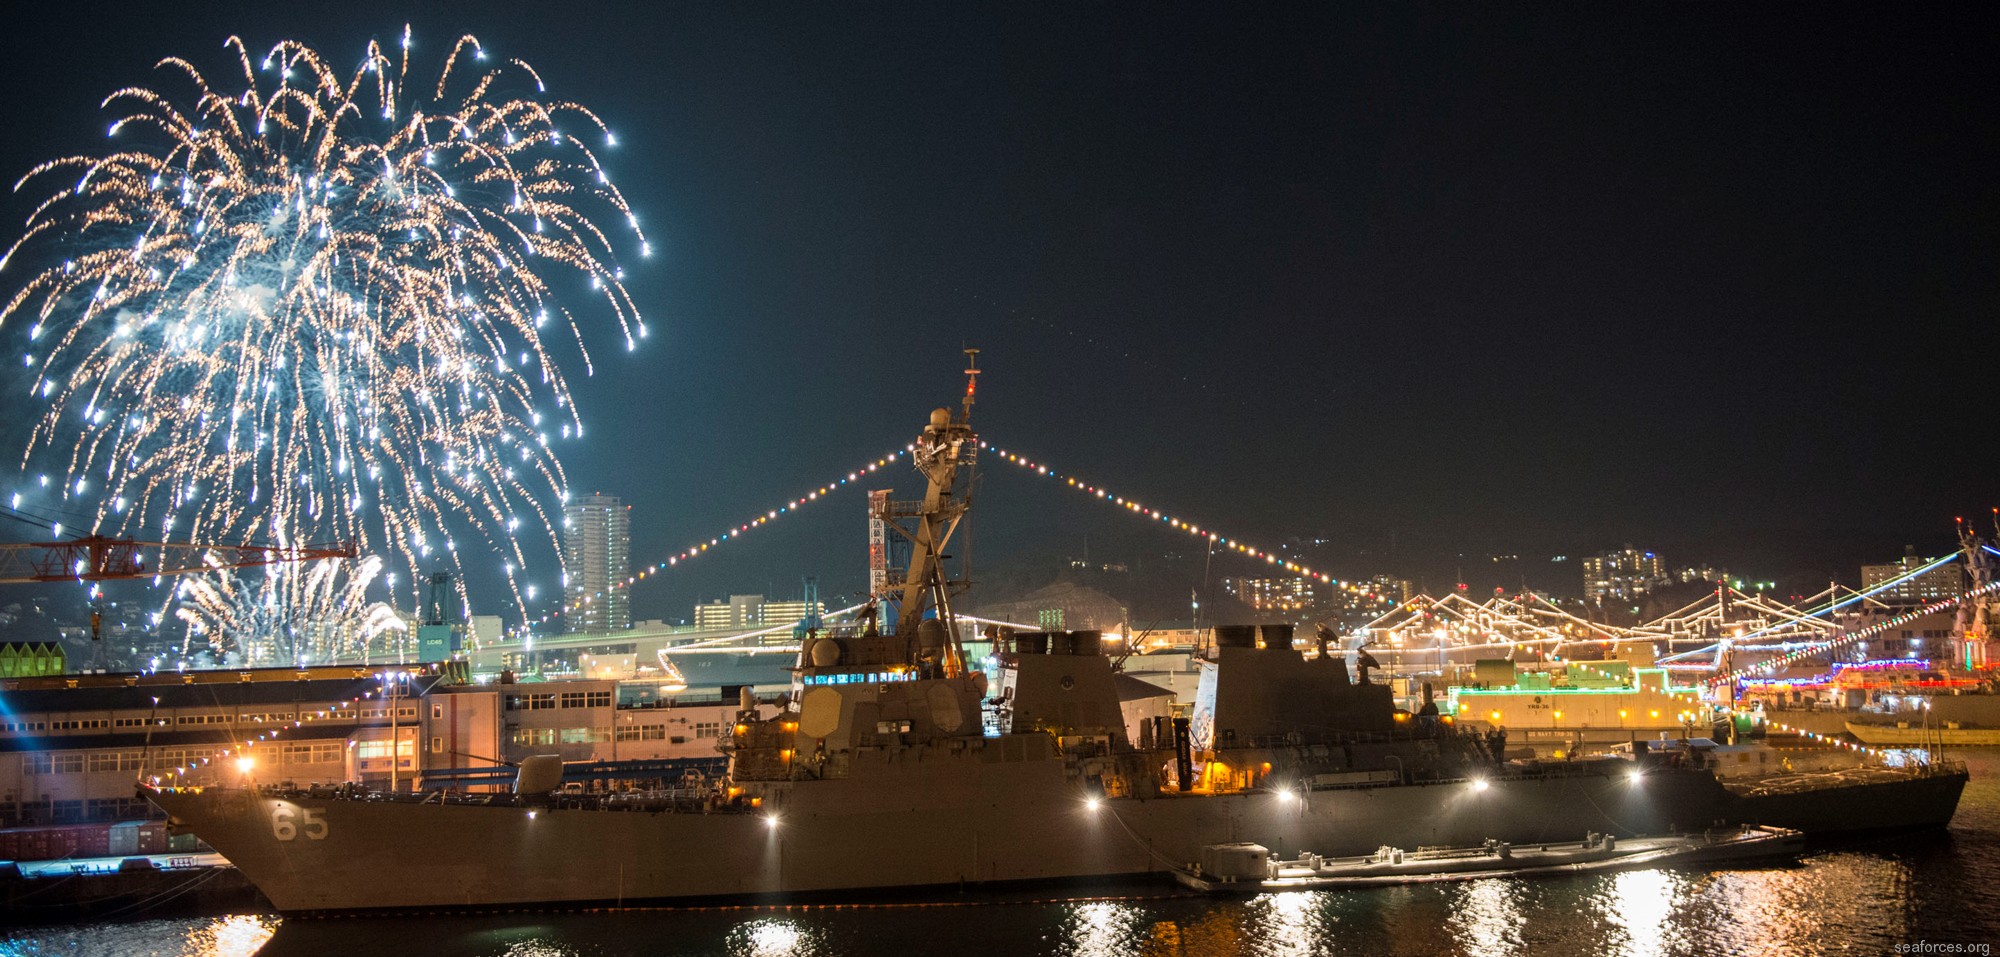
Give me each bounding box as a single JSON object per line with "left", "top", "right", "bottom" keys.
{"left": 1, "top": 28, "right": 645, "bottom": 658}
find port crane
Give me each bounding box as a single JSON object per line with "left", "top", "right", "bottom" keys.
{"left": 0, "top": 534, "right": 357, "bottom": 668}
{"left": 0, "top": 535, "right": 354, "bottom": 584}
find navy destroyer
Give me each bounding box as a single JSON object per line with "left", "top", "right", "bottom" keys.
{"left": 144, "top": 358, "right": 1966, "bottom": 913}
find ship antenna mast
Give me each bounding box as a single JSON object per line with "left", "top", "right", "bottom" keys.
{"left": 961, "top": 347, "right": 980, "bottom": 421}
{"left": 887, "top": 350, "right": 984, "bottom": 676}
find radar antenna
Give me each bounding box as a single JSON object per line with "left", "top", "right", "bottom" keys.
{"left": 881, "top": 351, "right": 983, "bottom": 676}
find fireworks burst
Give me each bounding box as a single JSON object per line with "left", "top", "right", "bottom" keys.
{"left": 1, "top": 28, "right": 645, "bottom": 658}
{"left": 175, "top": 553, "right": 405, "bottom": 665}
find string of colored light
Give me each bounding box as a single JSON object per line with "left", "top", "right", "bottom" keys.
{"left": 1761, "top": 716, "right": 1902, "bottom": 761}
{"left": 981, "top": 441, "right": 1361, "bottom": 591}
{"left": 512, "top": 449, "right": 909, "bottom": 636}
{"left": 1514, "top": 670, "right": 1903, "bottom": 761}
{"left": 150, "top": 685, "right": 393, "bottom": 785}
{"left": 1736, "top": 658, "right": 1939, "bottom": 689}
{"left": 1706, "top": 578, "right": 2000, "bottom": 687}
{"left": 1658, "top": 552, "right": 1962, "bottom": 663}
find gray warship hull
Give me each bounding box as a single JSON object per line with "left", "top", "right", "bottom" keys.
{"left": 146, "top": 750, "right": 1961, "bottom": 914}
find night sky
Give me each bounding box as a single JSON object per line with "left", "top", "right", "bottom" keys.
{"left": 0, "top": 4, "right": 1994, "bottom": 623}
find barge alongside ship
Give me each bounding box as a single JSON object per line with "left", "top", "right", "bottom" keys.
{"left": 145, "top": 363, "right": 1968, "bottom": 914}
{"left": 1175, "top": 825, "right": 1805, "bottom": 893}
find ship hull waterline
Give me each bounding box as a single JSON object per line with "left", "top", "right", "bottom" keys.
{"left": 147, "top": 756, "right": 1962, "bottom": 915}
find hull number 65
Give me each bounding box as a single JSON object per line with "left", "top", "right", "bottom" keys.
{"left": 270, "top": 804, "right": 329, "bottom": 841}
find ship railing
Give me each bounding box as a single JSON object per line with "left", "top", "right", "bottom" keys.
{"left": 1915, "top": 755, "right": 1968, "bottom": 776}
{"left": 246, "top": 782, "right": 758, "bottom": 815}
{"left": 1239, "top": 724, "right": 1487, "bottom": 749}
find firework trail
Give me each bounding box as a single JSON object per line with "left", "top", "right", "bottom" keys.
{"left": 0, "top": 28, "right": 645, "bottom": 658}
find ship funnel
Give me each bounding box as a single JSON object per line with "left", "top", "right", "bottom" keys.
{"left": 514, "top": 755, "right": 564, "bottom": 795}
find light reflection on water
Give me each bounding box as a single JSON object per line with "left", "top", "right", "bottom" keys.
{"left": 728, "top": 918, "right": 819, "bottom": 957}
{"left": 1248, "top": 891, "right": 1326, "bottom": 957}
{"left": 1060, "top": 901, "right": 1144, "bottom": 957}
{"left": 1446, "top": 875, "right": 1523, "bottom": 957}
{"left": 8, "top": 751, "right": 2000, "bottom": 957}
{"left": 1596, "top": 869, "right": 1682, "bottom": 957}
{"left": 195, "top": 915, "right": 278, "bottom": 957}
{"left": 0, "top": 915, "right": 278, "bottom": 957}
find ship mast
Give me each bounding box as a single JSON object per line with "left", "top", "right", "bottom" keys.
{"left": 1956, "top": 512, "right": 1996, "bottom": 665}
{"left": 885, "top": 350, "right": 982, "bottom": 676}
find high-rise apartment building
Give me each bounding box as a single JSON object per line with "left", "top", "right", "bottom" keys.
{"left": 563, "top": 493, "right": 631, "bottom": 634}
{"left": 1223, "top": 577, "right": 1318, "bottom": 614}
{"left": 1582, "top": 546, "right": 1668, "bottom": 604}
{"left": 1861, "top": 547, "right": 1967, "bottom": 605}
{"left": 1368, "top": 575, "right": 1416, "bottom": 604}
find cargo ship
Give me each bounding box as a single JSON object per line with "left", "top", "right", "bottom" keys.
{"left": 145, "top": 358, "right": 1967, "bottom": 914}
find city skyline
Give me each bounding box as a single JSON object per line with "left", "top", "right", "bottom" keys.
{"left": 0, "top": 5, "right": 1992, "bottom": 633}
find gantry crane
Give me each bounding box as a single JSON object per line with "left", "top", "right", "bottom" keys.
{"left": 0, "top": 534, "right": 357, "bottom": 668}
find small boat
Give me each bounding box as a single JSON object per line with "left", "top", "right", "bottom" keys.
{"left": 1176, "top": 825, "right": 1803, "bottom": 893}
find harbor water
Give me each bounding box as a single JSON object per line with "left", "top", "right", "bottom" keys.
{"left": 9, "top": 751, "right": 2000, "bottom": 957}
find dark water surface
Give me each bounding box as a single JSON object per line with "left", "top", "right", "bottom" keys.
{"left": 9, "top": 751, "right": 2000, "bottom": 957}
